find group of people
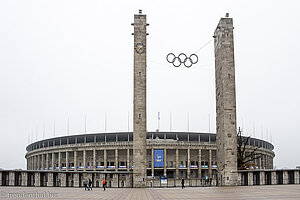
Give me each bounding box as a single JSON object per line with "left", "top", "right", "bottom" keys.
{"left": 83, "top": 179, "right": 93, "bottom": 191}
{"left": 83, "top": 178, "right": 107, "bottom": 191}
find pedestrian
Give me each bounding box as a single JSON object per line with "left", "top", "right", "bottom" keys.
{"left": 88, "top": 179, "right": 92, "bottom": 191}
{"left": 181, "top": 178, "right": 185, "bottom": 189}
{"left": 83, "top": 179, "right": 88, "bottom": 190}
{"left": 103, "top": 178, "right": 106, "bottom": 191}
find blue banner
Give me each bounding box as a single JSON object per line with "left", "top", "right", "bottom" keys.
{"left": 154, "top": 149, "right": 164, "bottom": 167}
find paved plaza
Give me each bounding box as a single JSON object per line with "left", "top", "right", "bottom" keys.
{"left": 1, "top": 185, "right": 300, "bottom": 200}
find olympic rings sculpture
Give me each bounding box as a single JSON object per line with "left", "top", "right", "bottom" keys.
{"left": 166, "top": 53, "right": 198, "bottom": 68}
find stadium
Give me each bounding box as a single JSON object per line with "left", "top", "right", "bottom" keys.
{"left": 25, "top": 131, "right": 275, "bottom": 183}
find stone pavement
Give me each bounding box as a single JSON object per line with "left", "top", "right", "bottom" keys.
{"left": 1, "top": 185, "right": 300, "bottom": 200}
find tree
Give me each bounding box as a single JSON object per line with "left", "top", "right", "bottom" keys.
{"left": 237, "top": 127, "right": 261, "bottom": 169}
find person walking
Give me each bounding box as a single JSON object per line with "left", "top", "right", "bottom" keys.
{"left": 83, "top": 179, "right": 88, "bottom": 190}
{"left": 181, "top": 178, "right": 185, "bottom": 189}
{"left": 88, "top": 179, "right": 92, "bottom": 191}
{"left": 102, "top": 178, "right": 106, "bottom": 191}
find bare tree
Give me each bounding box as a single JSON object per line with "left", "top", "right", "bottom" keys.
{"left": 237, "top": 127, "right": 261, "bottom": 169}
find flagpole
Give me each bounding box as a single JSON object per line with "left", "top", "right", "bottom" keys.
{"left": 85, "top": 115, "right": 87, "bottom": 133}
{"left": 187, "top": 112, "right": 190, "bottom": 132}
{"left": 105, "top": 112, "right": 107, "bottom": 133}
{"left": 208, "top": 114, "right": 211, "bottom": 133}
{"left": 128, "top": 111, "right": 130, "bottom": 132}
{"left": 158, "top": 112, "right": 160, "bottom": 131}
{"left": 54, "top": 120, "right": 56, "bottom": 137}
{"left": 67, "top": 117, "right": 70, "bottom": 136}
{"left": 169, "top": 112, "right": 172, "bottom": 132}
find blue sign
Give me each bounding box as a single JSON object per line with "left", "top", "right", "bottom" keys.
{"left": 154, "top": 149, "right": 164, "bottom": 167}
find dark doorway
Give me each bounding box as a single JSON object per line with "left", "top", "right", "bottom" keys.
{"left": 2, "top": 172, "right": 9, "bottom": 186}
{"left": 265, "top": 172, "right": 271, "bottom": 185}
{"left": 15, "top": 172, "right": 22, "bottom": 186}
{"left": 288, "top": 171, "right": 295, "bottom": 184}
{"left": 27, "top": 173, "right": 34, "bottom": 186}
{"left": 253, "top": 172, "right": 260, "bottom": 185}
{"left": 241, "top": 172, "right": 248, "bottom": 186}
{"left": 276, "top": 171, "right": 283, "bottom": 184}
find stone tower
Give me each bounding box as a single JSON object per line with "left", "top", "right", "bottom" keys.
{"left": 132, "top": 10, "right": 148, "bottom": 188}
{"left": 214, "top": 16, "right": 238, "bottom": 186}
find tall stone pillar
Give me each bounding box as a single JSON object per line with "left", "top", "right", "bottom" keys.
{"left": 214, "top": 16, "right": 238, "bottom": 186}
{"left": 132, "top": 10, "right": 148, "bottom": 188}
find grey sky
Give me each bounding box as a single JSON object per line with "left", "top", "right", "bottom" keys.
{"left": 0, "top": 0, "right": 299, "bottom": 169}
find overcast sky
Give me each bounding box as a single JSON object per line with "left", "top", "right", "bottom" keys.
{"left": 0, "top": 0, "right": 299, "bottom": 169}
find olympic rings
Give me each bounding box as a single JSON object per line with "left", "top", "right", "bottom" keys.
{"left": 166, "top": 53, "right": 198, "bottom": 68}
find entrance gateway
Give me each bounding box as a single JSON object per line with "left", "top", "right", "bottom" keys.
{"left": 132, "top": 11, "right": 238, "bottom": 187}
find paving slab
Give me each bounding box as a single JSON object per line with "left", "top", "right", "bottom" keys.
{"left": 0, "top": 185, "right": 300, "bottom": 200}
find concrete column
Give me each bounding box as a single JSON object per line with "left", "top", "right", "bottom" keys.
{"left": 83, "top": 150, "right": 86, "bottom": 171}
{"left": 104, "top": 149, "right": 107, "bottom": 171}
{"left": 66, "top": 151, "right": 69, "bottom": 171}
{"left": 74, "top": 151, "right": 77, "bottom": 171}
{"left": 295, "top": 171, "right": 299, "bottom": 184}
{"left": 209, "top": 149, "right": 212, "bottom": 178}
{"left": 21, "top": 172, "right": 28, "bottom": 186}
{"left": 0, "top": 172, "right": 2, "bottom": 186}
{"left": 198, "top": 149, "right": 202, "bottom": 178}
{"left": 52, "top": 153, "right": 55, "bottom": 170}
{"left": 47, "top": 173, "right": 53, "bottom": 187}
{"left": 60, "top": 173, "right": 66, "bottom": 187}
{"left": 132, "top": 10, "right": 148, "bottom": 188}
{"left": 74, "top": 173, "right": 79, "bottom": 187}
{"left": 115, "top": 149, "right": 118, "bottom": 171}
{"left": 214, "top": 17, "right": 238, "bottom": 186}
{"left": 34, "top": 172, "right": 40, "bottom": 186}
{"left": 176, "top": 149, "right": 179, "bottom": 178}
{"left": 58, "top": 152, "right": 61, "bottom": 170}
{"left": 46, "top": 154, "right": 49, "bottom": 170}
{"left": 127, "top": 149, "right": 130, "bottom": 171}
{"left": 93, "top": 149, "right": 96, "bottom": 171}
{"left": 187, "top": 149, "right": 191, "bottom": 178}
{"left": 164, "top": 148, "right": 167, "bottom": 177}
{"left": 259, "top": 157, "right": 262, "bottom": 169}
{"left": 112, "top": 174, "right": 118, "bottom": 187}
{"left": 260, "top": 171, "right": 265, "bottom": 185}
{"left": 271, "top": 171, "right": 276, "bottom": 185}
{"left": 9, "top": 172, "right": 15, "bottom": 186}
{"left": 37, "top": 155, "right": 40, "bottom": 170}
{"left": 248, "top": 172, "right": 253, "bottom": 186}
{"left": 126, "top": 174, "right": 133, "bottom": 188}
{"left": 283, "top": 171, "right": 288, "bottom": 184}
{"left": 151, "top": 148, "right": 154, "bottom": 177}
{"left": 41, "top": 154, "right": 44, "bottom": 170}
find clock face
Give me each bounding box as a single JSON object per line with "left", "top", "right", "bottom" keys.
{"left": 135, "top": 43, "right": 145, "bottom": 54}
